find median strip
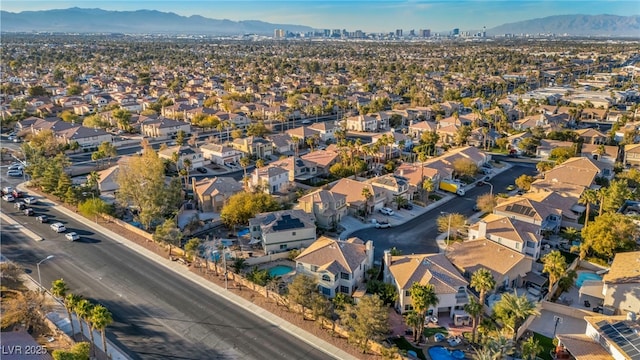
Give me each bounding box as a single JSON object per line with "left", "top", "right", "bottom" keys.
{"left": 0, "top": 212, "right": 44, "bottom": 241}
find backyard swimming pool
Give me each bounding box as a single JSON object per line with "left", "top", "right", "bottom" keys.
{"left": 269, "top": 265, "right": 294, "bottom": 277}
{"left": 428, "top": 345, "right": 466, "bottom": 360}
{"left": 576, "top": 272, "right": 602, "bottom": 287}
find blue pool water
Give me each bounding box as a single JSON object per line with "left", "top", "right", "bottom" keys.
{"left": 576, "top": 272, "right": 602, "bottom": 287}
{"left": 428, "top": 346, "right": 466, "bottom": 360}
{"left": 269, "top": 265, "right": 294, "bottom": 277}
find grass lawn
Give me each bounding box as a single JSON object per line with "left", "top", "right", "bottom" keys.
{"left": 423, "top": 327, "right": 448, "bottom": 338}
{"left": 390, "top": 336, "right": 427, "bottom": 360}
{"left": 533, "top": 332, "right": 555, "bottom": 360}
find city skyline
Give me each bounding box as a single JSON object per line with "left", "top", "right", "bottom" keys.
{"left": 2, "top": 0, "right": 639, "bottom": 33}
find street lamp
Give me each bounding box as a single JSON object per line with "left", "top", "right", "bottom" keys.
{"left": 222, "top": 247, "right": 229, "bottom": 290}
{"left": 36, "top": 255, "right": 55, "bottom": 292}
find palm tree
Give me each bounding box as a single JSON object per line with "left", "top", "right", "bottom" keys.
{"left": 493, "top": 292, "right": 539, "bottom": 341}
{"left": 521, "top": 336, "right": 543, "bottom": 360}
{"left": 409, "top": 283, "right": 439, "bottom": 342}
{"left": 91, "top": 304, "right": 113, "bottom": 356}
{"left": 239, "top": 156, "right": 250, "bottom": 180}
{"left": 470, "top": 268, "right": 496, "bottom": 342}
{"left": 64, "top": 293, "right": 81, "bottom": 339}
{"left": 405, "top": 311, "right": 422, "bottom": 343}
{"left": 464, "top": 298, "right": 483, "bottom": 344}
{"left": 50, "top": 278, "right": 68, "bottom": 300}
{"left": 361, "top": 187, "right": 372, "bottom": 217}
{"left": 542, "top": 250, "right": 567, "bottom": 296}
{"left": 86, "top": 171, "right": 100, "bottom": 195}
{"left": 422, "top": 178, "right": 434, "bottom": 204}
{"left": 579, "top": 189, "right": 599, "bottom": 228}
{"left": 75, "top": 299, "right": 95, "bottom": 346}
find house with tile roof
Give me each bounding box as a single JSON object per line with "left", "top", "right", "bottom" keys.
{"left": 307, "top": 121, "right": 337, "bottom": 143}
{"left": 394, "top": 163, "right": 443, "bottom": 199}
{"left": 624, "top": 144, "right": 640, "bottom": 168}
{"left": 446, "top": 239, "right": 532, "bottom": 293}
{"left": 345, "top": 114, "right": 379, "bottom": 132}
{"left": 300, "top": 149, "right": 340, "bottom": 177}
{"left": 521, "top": 191, "right": 582, "bottom": 228}
{"left": 192, "top": 177, "right": 243, "bottom": 212}
{"left": 575, "top": 128, "right": 608, "bottom": 145}
{"left": 408, "top": 121, "right": 438, "bottom": 139}
{"left": 383, "top": 251, "right": 470, "bottom": 319}
{"left": 158, "top": 145, "right": 205, "bottom": 171}
{"left": 330, "top": 178, "right": 386, "bottom": 216}
{"left": 541, "top": 157, "right": 614, "bottom": 188}
{"left": 368, "top": 174, "right": 412, "bottom": 202}
{"left": 494, "top": 196, "right": 563, "bottom": 233}
{"left": 267, "top": 133, "right": 295, "bottom": 154}
{"left": 232, "top": 136, "right": 273, "bottom": 159}
{"left": 297, "top": 189, "right": 347, "bottom": 230}
{"left": 468, "top": 213, "right": 543, "bottom": 260}
{"left": 249, "top": 209, "right": 316, "bottom": 254}
{"left": 529, "top": 179, "right": 587, "bottom": 199}
{"left": 579, "top": 144, "right": 619, "bottom": 165}
{"left": 269, "top": 157, "right": 319, "bottom": 182}
{"left": 295, "top": 236, "right": 374, "bottom": 298}
{"left": 140, "top": 117, "right": 191, "bottom": 138}
{"left": 250, "top": 165, "right": 290, "bottom": 195}
{"left": 577, "top": 315, "right": 640, "bottom": 360}
{"left": 602, "top": 251, "right": 640, "bottom": 315}
{"left": 199, "top": 143, "right": 243, "bottom": 166}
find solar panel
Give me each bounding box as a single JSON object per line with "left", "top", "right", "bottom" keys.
{"left": 598, "top": 321, "right": 640, "bottom": 360}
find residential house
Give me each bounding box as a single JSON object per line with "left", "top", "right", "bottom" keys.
{"left": 394, "top": 163, "right": 442, "bottom": 199}
{"left": 408, "top": 121, "right": 438, "bottom": 139}
{"left": 286, "top": 126, "right": 320, "bottom": 147}
{"left": 199, "top": 143, "right": 242, "bottom": 166}
{"left": 270, "top": 157, "right": 318, "bottom": 182}
{"left": 468, "top": 214, "right": 543, "bottom": 260}
{"left": 529, "top": 179, "right": 587, "bottom": 199}
{"left": 446, "top": 239, "right": 532, "bottom": 294}
{"left": 575, "top": 128, "right": 608, "bottom": 145}
{"left": 249, "top": 209, "right": 316, "bottom": 254}
{"left": 368, "top": 174, "right": 412, "bottom": 202}
{"left": 572, "top": 315, "right": 640, "bottom": 360}
{"left": 295, "top": 236, "right": 374, "bottom": 298}
{"left": 300, "top": 149, "right": 340, "bottom": 177}
{"left": 467, "top": 127, "right": 499, "bottom": 149}
{"left": 345, "top": 114, "right": 378, "bottom": 132}
{"left": 542, "top": 157, "right": 614, "bottom": 187}
{"left": 250, "top": 165, "right": 289, "bottom": 194}
{"left": 97, "top": 165, "right": 120, "bottom": 193}
{"left": 522, "top": 191, "right": 583, "bottom": 229}
{"left": 330, "top": 178, "right": 386, "bottom": 216}
{"left": 268, "top": 133, "right": 295, "bottom": 155}
{"left": 383, "top": 251, "right": 470, "bottom": 321}
{"left": 536, "top": 140, "right": 575, "bottom": 160}
{"left": 192, "top": 177, "right": 243, "bottom": 212}
{"left": 601, "top": 251, "right": 640, "bottom": 315}
{"left": 580, "top": 144, "right": 618, "bottom": 165}
{"left": 232, "top": 136, "right": 273, "bottom": 159}
{"left": 297, "top": 189, "right": 347, "bottom": 230}
{"left": 57, "top": 125, "right": 112, "bottom": 148}
{"left": 624, "top": 144, "right": 640, "bottom": 168}
{"left": 157, "top": 145, "right": 205, "bottom": 170}
{"left": 140, "top": 117, "right": 191, "bottom": 139}
{"left": 308, "top": 121, "right": 337, "bottom": 143}
{"left": 439, "top": 146, "right": 491, "bottom": 169}
{"left": 493, "top": 196, "right": 563, "bottom": 233}
{"left": 371, "top": 131, "right": 413, "bottom": 151}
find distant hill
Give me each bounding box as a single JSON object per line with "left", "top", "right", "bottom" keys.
{"left": 487, "top": 14, "right": 640, "bottom": 37}
{"left": 0, "top": 7, "right": 315, "bottom": 35}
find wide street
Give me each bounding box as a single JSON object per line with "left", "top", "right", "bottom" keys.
{"left": 351, "top": 164, "right": 537, "bottom": 261}
{"left": 0, "top": 194, "right": 334, "bottom": 360}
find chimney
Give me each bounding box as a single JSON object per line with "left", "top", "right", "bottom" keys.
{"left": 478, "top": 221, "right": 487, "bottom": 238}
{"left": 383, "top": 249, "right": 392, "bottom": 267}
{"left": 366, "top": 240, "right": 374, "bottom": 267}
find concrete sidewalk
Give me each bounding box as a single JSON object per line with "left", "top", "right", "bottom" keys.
{"left": 16, "top": 182, "right": 359, "bottom": 360}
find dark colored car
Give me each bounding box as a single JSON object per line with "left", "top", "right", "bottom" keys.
{"left": 36, "top": 215, "right": 49, "bottom": 223}
{"left": 196, "top": 167, "right": 208, "bottom": 174}
{"left": 24, "top": 208, "right": 34, "bottom": 216}
{"left": 401, "top": 203, "right": 413, "bottom": 210}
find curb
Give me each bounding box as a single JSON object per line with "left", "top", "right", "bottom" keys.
{"left": 16, "top": 182, "right": 358, "bottom": 360}
{"left": 0, "top": 211, "right": 44, "bottom": 241}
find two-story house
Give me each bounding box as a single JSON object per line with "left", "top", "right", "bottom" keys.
{"left": 295, "top": 236, "right": 374, "bottom": 298}
{"left": 579, "top": 144, "right": 618, "bottom": 165}
{"left": 330, "top": 178, "right": 386, "bottom": 216}
{"left": 383, "top": 251, "right": 471, "bottom": 323}
{"left": 232, "top": 136, "right": 273, "bottom": 159}
{"left": 250, "top": 165, "right": 289, "bottom": 194}
{"left": 270, "top": 157, "right": 318, "bottom": 182}
{"left": 192, "top": 177, "right": 243, "bottom": 212}
{"left": 140, "top": 117, "right": 191, "bottom": 139}
{"left": 601, "top": 251, "right": 640, "bottom": 315}
{"left": 575, "top": 128, "right": 608, "bottom": 145}
{"left": 542, "top": 157, "right": 614, "bottom": 188}
{"left": 624, "top": 144, "right": 640, "bottom": 168}
{"left": 345, "top": 114, "right": 378, "bottom": 132}
{"left": 297, "top": 189, "right": 347, "bottom": 230}
{"left": 158, "top": 145, "right": 205, "bottom": 171}
{"left": 308, "top": 121, "right": 337, "bottom": 143}
{"left": 394, "top": 163, "right": 443, "bottom": 199}
{"left": 368, "top": 174, "right": 412, "bottom": 202}
{"left": 300, "top": 149, "right": 340, "bottom": 177}
{"left": 493, "top": 196, "right": 563, "bottom": 233}
{"left": 408, "top": 121, "right": 438, "bottom": 139}
{"left": 249, "top": 210, "right": 316, "bottom": 254}
{"left": 467, "top": 214, "right": 543, "bottom": 260}
{"left": 199, "top": 143, "right": 243, "bottom": 166}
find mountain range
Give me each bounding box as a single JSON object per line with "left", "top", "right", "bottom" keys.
{"left": 1, "top": 8, "right": 639, "bottom": 37}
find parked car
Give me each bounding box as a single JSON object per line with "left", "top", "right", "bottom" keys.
{"left": 2, "top": 194, "right": 15, "bottom": 202}
{"left": 301, "top": 120, "right": 311, "bottom": 125}
{"left": 7, "top": 170, "right": 23, "bottom": 177}
{"left": 2, "top": 186, "right": 14, "bottom": 194}
{"left": 50, "top": 222, "right": 66, "bottom": 233}
{"left": 375, "top": 221, "right": 392, "bottom": 229}
{"left": 11, "top": 190, "right": 23, "bottom": 198}
{"left": 65, "top": 232, "right": 80, "bottom": 241}
{"left": 8, "top": 164, "right": 23, "bottom": 171}
{"left": 36, "top": 215, "right": 49, "bottom": 223}
{"left": 400, "top": 203, "right": 413, "bottom": 210}
{"left": 23, "top": 208, "right": 34, "bottom": 216}
{"left": 196, "top": 167, "right": 208, "bottom": 174}
{"left": 379, "top": 207, "right": 395, "bottom": 216}
{"left": 14, "top": 201, "right": 26, "bottom": 210}
{"left": 24, "top": 197, "right": 37, "bottom": 205}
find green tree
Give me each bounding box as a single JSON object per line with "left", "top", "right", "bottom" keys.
{"left": 309, "top": 292, "right": 332, "bottom": 327}
{"left": 28, "top": 85, "right": 48, "bottom": 97}
{"left": 470, "top": 268, "right": 496, "bottom": 343}
{"left": 50, "top": 278, "right": 69, "bottom": 300}
{"left": 338, "top": 294, "right": 389, "bottom": 353}
{"left": 287, "top": 274, "right": 318, "bottom": 319}
{"left": 515, "top": 174, "right": 534, "bottom": 191}
{"left": 64, "top": 293, "right": 82, "bottom": 340}
{"left": 112, "top": 108, "right": 132, "bottom": 131}
{"left": 220, "top": 192, "right": 281, "bottom": 228}
{"left": 405, "top": 310, "right": 423, "bottom": 343}
{"left": 96, "top": 142, "right": 117, "bottom": 165}
{"left": 464, "top": 298, "right": 483, "bottom": 344}
{"left": 176, "top": 130, "right": 186, "bottom": 146}
{"left": 422, "top": 178, "right": 435, "bottom": 203}
{"left": 580, "top": 212, "right": 638, "bottom": 261}
{"left": 184, "top": 238, "right": 202, "bottom": 262}
{"left": 75, "top": 299, "right": 95, "bottom": 349}
{"left": 239, "top": 156, "right": 251, "bottom": 181}
{"left": 601, "top": 179, "right": 633, "bottom": 214}
{"left": 548, "top": 146, "right": 575, "bottom": 164}
{"left": 579, "top": 189, "right": 599, "bottom": 228}
{"left": 536, "top": 161, "right": 554, "bottom": 172}
{"left": 409, "top": 283, "right": 439, "bottom": 341}
{"left": 230, "top": 257, "right": 248, "bottom": 275}
{"left": 60, "top": 110, "right": 79, "bottom": 123}
{"left": 365, "top": 280, "right": 398, "bottom": 306}
{"left": 493, "top": 293, "right": 539, "bottom": 340}
{"left": 153, "top": 218, "right": 183, "bottom": 258}
{"left": 52, "top": 342, "right": 90, "bottom": 360}
{"left": 542, "top": 250, "right": 567, "bottom": 296}
{"left": 91, "top": 304, "right": 113, "bottom": 356}
{"left": 78, "top": 197, "right": 111, "bottom": 223}
{"left": 521, "top": 336, "right": 543, "bottom": 360}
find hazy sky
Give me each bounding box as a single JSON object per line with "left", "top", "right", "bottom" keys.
{"left": 2, "top": 1, "right": 639, "bottom": 33}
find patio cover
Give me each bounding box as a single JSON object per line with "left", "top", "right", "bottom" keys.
{"left": 579, "top": 281, "right": 605, "bottom": 299}
{"left": 523, "top": 272, "right": 547, "bottom": 287}
{"left": 557, "top": 334, "right": 612, "bottom": 360}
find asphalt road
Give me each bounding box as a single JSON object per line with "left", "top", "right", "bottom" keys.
{"left": 0, "top": 199, "right": 332, "bottom": 360}
{"left": 351, "top": 164, "right": 538, "bottom": 261}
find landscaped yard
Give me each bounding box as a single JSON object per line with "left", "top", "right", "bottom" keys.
{"left": 389, "top": 336, "right": 427, "bottom": 360}
{"left": 533, "top": 332, "right": 555, "bottom": 360}
{"left": 423, "top": 326, "right": 448, "bottom": 338}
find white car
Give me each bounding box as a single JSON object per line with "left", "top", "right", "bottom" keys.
{"left": 24, "top": 197, "right": 37, "bottom": 205}
{"left": 379, "top": 207, "right": 395, "bottom": 216}
{"left": 2, "top": 194, "right": 15, "bottom": 202}
{"left": 65, "top": 232, "right": 80, "bottom": 241}
{"left": 50, "top": 222, "right": 66, "bottom": 233}
{"left": 375, "top": 221, "right": 392, "bottom": 229}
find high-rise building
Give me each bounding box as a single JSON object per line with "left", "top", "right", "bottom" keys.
{"left": 324, "top": 29, "right": 331, "bottom": 37}
{"left": 274, "top": 29, "right": 286, "bottom": 39}
{"left": 354, "top": 30, "right": 364, "bottom": 39}
{"left": 452, "top": 28, "right": 460, "bottom": 36}
{"left": 395, "top": 29, "right": 403, "bottom": 37}
{"left": 419, "top": 29, "right": 431, "bottom": 37}
{"left": 409, "top": 29, "right": 415, "bottom": 36}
